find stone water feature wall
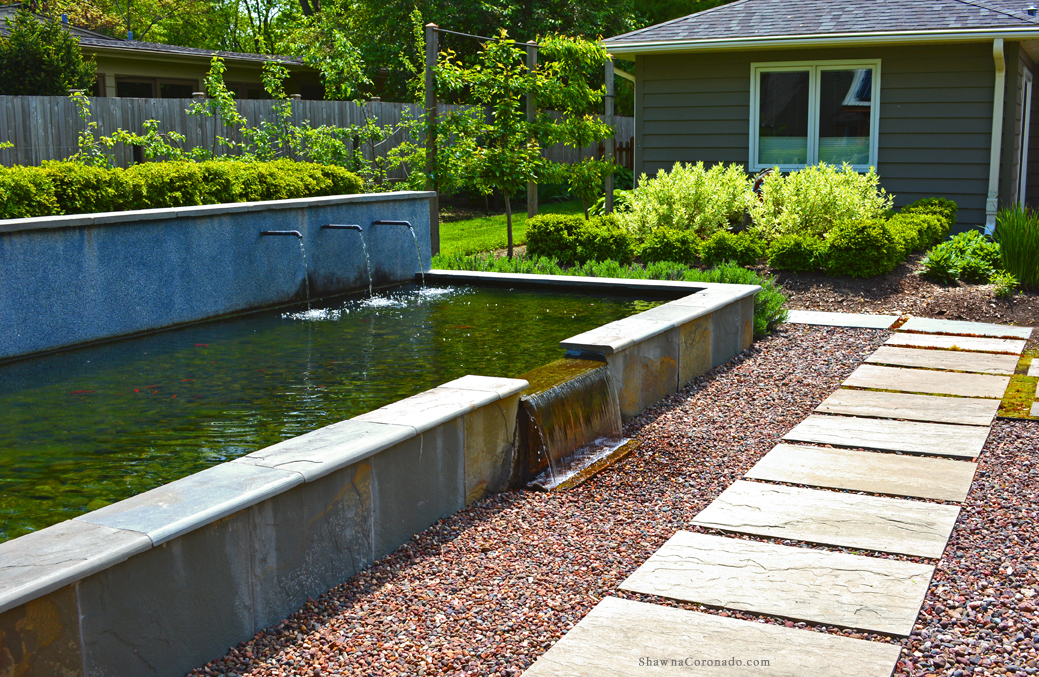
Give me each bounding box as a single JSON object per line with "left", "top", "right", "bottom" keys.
{"left": 0, "top": 191, "right": 436, "bottom": 361}
{"left": 0, "top": 273, "right": 758, "bottom": 677}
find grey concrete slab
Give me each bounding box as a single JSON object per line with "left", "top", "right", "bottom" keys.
{"left": 1031, "top": 402, "right": 1039, "bottom": 416}
{"left": 620, "top": 532, "right": 933, "bottom": 636}
{"left": 692, "top": 481, "right": 960, "bottom": 558}
{"left": 885, "top": 333, "right": 1027, "bottom": 354}
{"left": 354, "top": 386, "right": 499, "bottom": 434}
{"left": 865, "top": 346, "right": 1019, "bottom": 375}
{"left": 1030, "top": 361, "right": 1039, "bottom": 378}
{"left": 711, "top": 295, "right": 754, "bottom": 368}
{"left": 76, "top": 462, "right": 303, "bottom": 546}
{"left": 843, "top": 364, "right": 1010, "bottom": 398}
{"left": 522, "top": 597, "right": 903, "bottom": 677}
{"left": 746, "top": 444, "right": 977, "bottom": 502}
{"left": 233, "top": 419, "right": 414, "bottom": 482}
{"left": 785, "top": 310, "right": 897, "bottom": 329}
{"left": 816, "top": 389, "right": 999, "bottom": 426}
{"left": 0, "top": 520, "right": 151, "bottom": 614}
{"left": 439, "top": 374, "right": 529, "bottom": 399}
{"left": 899, "top": 317, "right": 1033, "bottom": 339}
{"left": 636, "top": 301, "right": 712, "bottom": 328}
{"left": 783, "top": 414, "right": 990, "bottom": 458}
{"left": 371, "top": 421, "right": 465, "bottom": 560}
{"left": 560, "top": 315, "right": 675, "bottom": 354}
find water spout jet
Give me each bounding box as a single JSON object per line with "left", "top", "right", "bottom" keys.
{"left": 323, "top": 224, "right": 373, "bottom": 296}
{"left": 372, "top": 220, "right": 425, "bottom": 286}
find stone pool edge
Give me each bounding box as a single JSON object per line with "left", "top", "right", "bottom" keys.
{"left": 0, "top": 276, "right": 757, "bottom": 677}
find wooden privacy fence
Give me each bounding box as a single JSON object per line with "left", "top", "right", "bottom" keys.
{"left": 0, "top": 96, "right": 633, "bottom": 173}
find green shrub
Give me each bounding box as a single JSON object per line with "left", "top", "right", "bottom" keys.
{"left": 589, "top": 189, "right": 633, "bottom": 216}
{"left": 639, "top": 228, "right": 701, "bottom": 264}
{"left": 0, "top": 8, "right": 95, "bottom": 96}
{"left": 700, "top": 230, "right": 766, "bottom": 267}
{"left": 922, "top": 229, "right": 1003, "bottom": 285}
{"left": 822, "top": 219, "right": 903, "bottom": 278}
{"left": 921, "top": 245, "right": 959, "bottom": 285}
{"left": 618, "top": 161, "right": 752, "bottom": 238}
{"left": 766, "top": 233, "right": 824, "bottom": 272}
{"left": 995, "top": 205, "right": 1039, "bottom": 288}
{"left": 41, "top": 161, "right": 126, "bottom": 214}
{"left": 887, "top": 212, "right": 947, "bottom": 251}
{"left": 991, "top": 270, "right": 1020, "bottom": 297}
{"left": 749, "top": 163, "right": 893, "bottom": 240}
{"left": 0, "top": 160, "right": 363, "bottom": 218}
{"left": 901, "top": 197, "right": 958, "bottom": 231}
{"left": 526, "top": 213, "right": 634, "bottom": 264}
{"left": 0, "top": 166, "right": 59, "bottom": 218}
{"left": 432, "top": 253, "right": 788, "bottom": 339}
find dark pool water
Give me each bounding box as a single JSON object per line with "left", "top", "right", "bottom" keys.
{"left": 0, "top": 285, "right": 659, "bottom": 541}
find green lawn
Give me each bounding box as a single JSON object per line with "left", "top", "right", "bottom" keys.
{"left": 438, "top": 199, "right": 584, "bottom": 255}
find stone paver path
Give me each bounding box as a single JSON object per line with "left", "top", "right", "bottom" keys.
{"left": 865, "top": 345, "right": 1019, "bottom": 374}
{"left": 1030, "top": 361, "right": 1039, "bottom": 378}
{"left": 843, "top": 363, "right": 1010, "bottom": 398}
{"left": 522, "top": 597, "right": 904, "bottom": 677}
{"left": 785, "top": 310, "right": 898, "bottom": 329}
{"left": 814, "top": 389, "right": 998, "bottom": 426}
{"left": 524, "top": 316, "right": 1029, "bottom": 676}
{"left": 691, "top": 481, "right": 959, "bottom": 558}
{"left": 885, "top": 333, "right": 1026, "bottom": 354}
{"left": 746, "top": 443, "right": 977, "bottom": 501}
{"left": 783, "top": 414, "right": 990, "bottom": 458}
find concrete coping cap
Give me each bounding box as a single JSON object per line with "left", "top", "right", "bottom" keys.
{"left": 0, "top": 520, "right": 151, "bottom": 614}
{"left": 75, "top": 462, "right": 304, "bottom": 547}
{"left": 0, "top": 191, "right": 437, "bottom": 234}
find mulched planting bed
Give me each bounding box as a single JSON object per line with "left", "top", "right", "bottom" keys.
{"left": 190, "top": 325, "right": 1037, "bottom": 676}
{"left": 766, "top": 253, "right": 1039, "bottom": 332}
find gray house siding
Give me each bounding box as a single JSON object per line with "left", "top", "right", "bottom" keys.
{"left": 635, "top": 43, "right": 1009, "bottom": 228}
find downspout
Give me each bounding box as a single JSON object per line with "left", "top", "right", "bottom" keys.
{"left": 987, "top": 38, "right": 1006, "bottom": 233}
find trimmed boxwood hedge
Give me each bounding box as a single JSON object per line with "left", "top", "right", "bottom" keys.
{"left": 0, "top": 159, "right": 364, "bottom": 219}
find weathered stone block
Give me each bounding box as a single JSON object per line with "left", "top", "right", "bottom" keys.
{"left": 371, "top": 420, "right": 465, "bottom": 560}
{"left": 249, "top": 461, "right": 374, "bottom": 630}
{"left": 678, "top": 314, "right": 711, "bottom": 385}
{"left": 710, "top": 298, "right": 745, "bottom": 368}
{"left": 606, "top": 327, "right": 679, "bottom": 421}
{"left": 463, "top": 394, "right": 520, "bottom": 504}
{"left": 0, "top": 584, "right": 83, "bottom": 677}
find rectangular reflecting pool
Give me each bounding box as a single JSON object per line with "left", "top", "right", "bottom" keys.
{"left": 0, "top": 284, "right": 661, "bottom": 541}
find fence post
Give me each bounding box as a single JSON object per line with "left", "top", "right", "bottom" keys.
{"left": 425, "top": 23, "right": 440, "bottom": 256}
{"left": 604, "top": 58, "right": 614, "bottom": 215}
{"left": 527, "top": 41, "right": 538, "bottom": 219}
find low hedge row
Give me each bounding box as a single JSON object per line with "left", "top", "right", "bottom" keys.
{"left": 525, "top": 196, "right": 954, "bottom": 278}
{"left": 0, "top": 159, "right": 364, "bottom": 219}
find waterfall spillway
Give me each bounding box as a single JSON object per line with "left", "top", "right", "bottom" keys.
{"left": 322, "top": 224, "right": 372, "bottom": 296}
{"left": 518, "top": 359, "right": 625, "bottom": 490}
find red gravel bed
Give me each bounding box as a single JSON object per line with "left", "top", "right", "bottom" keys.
{"left": 190, "top": 324, "right": 890, "bottom": 677}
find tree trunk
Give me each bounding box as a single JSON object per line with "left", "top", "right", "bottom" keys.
{"left": 583, "top": 197, "right": 589, "bottom": 220}
{"left": 505, "top": 192, "right": 514, "bottom": 259}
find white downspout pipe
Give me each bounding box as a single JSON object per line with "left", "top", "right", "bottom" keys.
{"left": 987, "top": 38, "right": 1006, "bottom": 234}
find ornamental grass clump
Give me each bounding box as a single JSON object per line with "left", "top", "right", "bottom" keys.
{"left": 749, "top": 162, "right": 893, "bottom": 240}
{"left": 618, "top": 161, "right": 753, "bottom": 238}
{"left": 995, "top": 205, "right": 1039, "bottom": 289}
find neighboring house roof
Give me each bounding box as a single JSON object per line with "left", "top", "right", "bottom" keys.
{"left": 0, "top": 3, "right": 302, "bottom": 66}
{"left": 605, "top": 0, "right": 1039, "bottom": 53}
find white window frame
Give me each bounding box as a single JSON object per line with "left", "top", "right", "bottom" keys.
{"left": 749, "top": 59, "right": 882, "bottom": 172}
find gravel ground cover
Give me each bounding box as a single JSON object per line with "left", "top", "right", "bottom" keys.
{"left": 189, "top": 325, "right": 1037, "bottom": 677}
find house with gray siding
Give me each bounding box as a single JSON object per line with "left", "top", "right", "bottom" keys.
{"left": 604, "top": 0, "right": 1039, "bottom": 229}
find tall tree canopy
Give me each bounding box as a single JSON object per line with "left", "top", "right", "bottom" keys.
{"left": 0, "top": 8, "right": 96, "bottom": 95}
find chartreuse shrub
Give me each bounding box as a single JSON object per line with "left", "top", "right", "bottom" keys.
{"left": 995, "top": 205, "right": 1039, "bottom": 289}
{"left": 922, "top": 230, "right": 1003, "bottom": 284}
{"left": 901, "top": 197, "right": 958, "bottom": 231}
{"left": 699, "top": 231, "right": 766, "bottom": 267}
{"left": 0, "top": 160, "right": 363, "bottom": 218}
{"left": 618, "top": 161, "right": 752, "bottom": 238}
{"left": 639, "top": 228, "right": 701, "bottom": 264}
{"left": 749, "top": 163, "right": 893, "bottom": 240}
{"left": 433, "top": 252, "right": 788, "bottom": 338}
{"left": 525, "top": 213, "right": 635, "bottom": 265}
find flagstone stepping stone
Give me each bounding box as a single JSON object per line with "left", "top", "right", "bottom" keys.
{"left": 1030, "top": 361, "right": 1039, "bottom": 378}
{"left": 865, "top": 346, "right": 1019, "bottom": 375}
{"left": 619, "top": 531, "right": 934, "bottom": 636}
{"left": 885, "top": 333, "right": 1026, "bottom": 354}
{"left": 1032, "top": 402, "right": 1039, "bottom": 417}
{"left": 785, "top": 310, "right": 897, "bottom": 329}
{"left": 843, "top": 364, "right": 1010, "bottom": 399}
{"left": 692, "top": 481, "right": 960, "bottom": 558}
{"left": 899, "top": 317, "right": 1032, "bottom": 340}
{"left": 816, "top": 389, "right": 998, "bottom": 427}
{"left": 783, "top": 414, "right": 990, "bottom": 458}
{"left": 746, "top": 444, "right": 977, "bottom": 502}
{"left": 521, "top": 597, "right": 903, "bottom": 677}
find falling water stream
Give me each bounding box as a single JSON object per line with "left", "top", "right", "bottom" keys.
{"left": 297, "top": 239, "right": 311, "bottom": 310}
{"left": 358, "top": 234, "right": 373, "bottom": 297}
{"left": 407, "top": 227, "right": 425, "bottom": 287}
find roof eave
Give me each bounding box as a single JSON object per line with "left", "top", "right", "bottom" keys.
{"left": 81, "top": 42, "right": 304, "bottom": 68}
{"left": 605, "top": 26, "right": 1039, "bottom": 56}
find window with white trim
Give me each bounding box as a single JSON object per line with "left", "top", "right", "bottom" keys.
{"left": 750, "top": 60, "right": 881, "bottom": 172}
